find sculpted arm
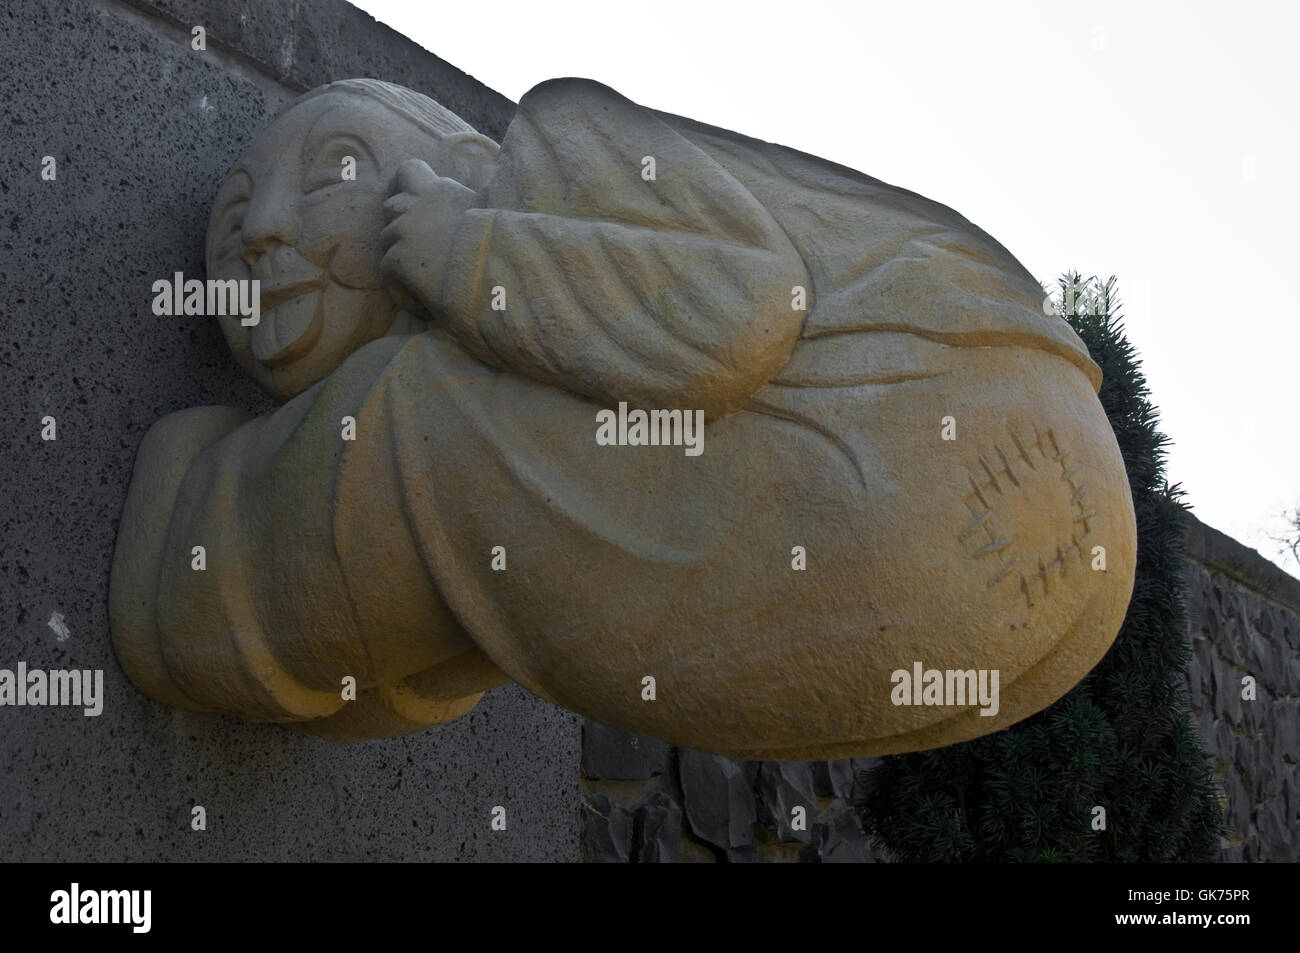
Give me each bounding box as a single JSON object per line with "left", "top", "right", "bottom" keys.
{"left": 109, "top": 337, "right": 502, "bottom": 735}
{"left": 382, "top": 78, "right": 811, "bottom": 418}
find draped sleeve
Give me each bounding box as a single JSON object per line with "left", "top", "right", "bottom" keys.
{"left": 424, "top": 78, "right": 811, "bottom": 418}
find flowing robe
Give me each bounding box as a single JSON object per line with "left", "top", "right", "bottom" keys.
{"left": 110, "top": 79, "right": 1134, "bottom": 757}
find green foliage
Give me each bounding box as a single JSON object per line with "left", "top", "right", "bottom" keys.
{"left": 856, "top": 273, "right": 1223, "bottom": 862}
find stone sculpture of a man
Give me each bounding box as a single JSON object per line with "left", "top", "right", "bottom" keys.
{"left": 110, "top": 77, "right": 1137, "bottom": 759}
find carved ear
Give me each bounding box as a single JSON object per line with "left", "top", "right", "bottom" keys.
{"left": 440, "top": 132, "right": 500, "bottom": 192}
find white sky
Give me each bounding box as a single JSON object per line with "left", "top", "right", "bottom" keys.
{"left": 353, "top": 0, "right": 1300, "bottom": 572}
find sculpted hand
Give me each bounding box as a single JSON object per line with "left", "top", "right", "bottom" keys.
{"left": 380, "top": 158, "right": 478, "bottom": 319}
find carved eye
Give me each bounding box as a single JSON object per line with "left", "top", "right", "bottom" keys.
{"left": 213, "top": 199, "right": 247, "bottom": 253}
{"left": 303, "top": 140, "right": 371, "bottom": 194}
{"left": 212, "top": 170, "right": 252, "bottom": 249}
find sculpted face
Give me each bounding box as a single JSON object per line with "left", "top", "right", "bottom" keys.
{"left": 206, "top": 91, "right": 449, "bottom": 400}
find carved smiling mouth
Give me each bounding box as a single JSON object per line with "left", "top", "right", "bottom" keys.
{"left": 250, "top": 252, "right": 334, "bottom": 368}
{"left": 260, "top": 272, "right": 329, "bottom": 311}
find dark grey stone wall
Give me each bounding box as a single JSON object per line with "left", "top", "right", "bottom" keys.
{"left": 580, "top": 726, "right": 877, "bottom": 862}
{"left": 2, "top": 0, "right": 581, "bottom": 862}
{"left": 109, "top": 0, "right": 514, "bottom": 139}
{"left": 1184, "top": 517, "right": 1300, "bottom": 861}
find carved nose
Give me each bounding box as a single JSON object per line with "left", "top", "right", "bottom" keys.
{"left": 240, "top": 191, "right": 300, "bottom": 266}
